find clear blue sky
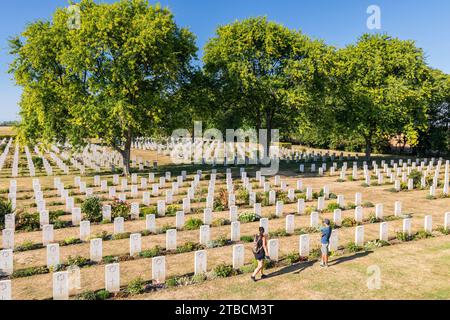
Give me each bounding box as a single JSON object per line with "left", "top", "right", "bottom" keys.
{"left": 1, "top": 0, "right": 449, "bottom": 121}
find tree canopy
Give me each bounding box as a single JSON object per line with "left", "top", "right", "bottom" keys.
{"left": 9, "top": 0, "right": 197, "bottom": 174}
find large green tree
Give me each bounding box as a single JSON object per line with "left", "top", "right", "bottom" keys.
{"left": 9, "top": 0, "right": 197, "bottom": 175}
{"left": 331, "top": 34, "right": 432, "bottom": 158}
{"left": 203, "top": 17, "right": 334, "bottom": 145}
{"left": 416, "top": 69, "right": 450, "bottom": 156}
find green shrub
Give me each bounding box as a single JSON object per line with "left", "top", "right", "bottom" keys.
{"left": 368, "top": 214, "right": 383, "bottom": 224}
{"left": 77, "top": 291, "right": 97, "bottom": 300}
{"left": 437, "top": 226, "right": 450, "bottom": 235}
{"left": 211, "top": 218, "right": 230, "bottom": 227}
{"left": 1, "top": 198, "right": 15, "bottom": 227}
{"left": 309, "top": 248, "right": 321, "bottom": 259}
{"left": 176, "top": 242, "right": 200, "bottom": 253}
{"left": 96, "top": 290, "right": 111, "bottom": 300}
{"left": 325, "top": 202, "right": 340, "bottom": 212}
{"left": 184, "top": 218, "right": 203, "bottom": 230}
{"left": 269, "top": 229, "right": 288, "bottom": 238}
{"left": 240, "top": 235, "right": 254, "bottom": 243}
{"left": 238, "top": 212, "right": 259, "bottom": 223}
{"left": 61, "top": 237, "right": 82, "bottom": 246}
{"left": 141, "top": 206, "right": 157, "bottom": 216}
{"left": 192, "top": 273, "right": 207, "bottom": 284}
{"left": 140, "top": 246, "right": 163, "bottom": 258}
{"left": 207, "top": 236, "right": 230, "bottom": 248}
{"left": 102, "top": 256, "right": 119, "bottom": 264}
{"left": 111, "top": 200, "right": 130, "bottom": 220}
{"left": 15, "top": 240, "right": 42, "bottom": 252}
{"left": 362, "top": 201, "right": 374, "bottom": 208}
{"left": 408, "top": 170, "right": 422, "bottom": 187}
{"left": 346, "top": 242, "right": 364, "bottom": 253}
{"left": 15, "top": 212, "right": 40, "bottom": 232}
{"left": 341, "top": 217, "right": 357, "bottom": 228}
{"left": 365, "top": 240, "right": 390, "bottom": 250}
{"left": 166, "top": 205, "right": 180, "bottom": 216}
{"left": 414, "top": 231, "right": 433, "bottom": 240}
{"left": 112, "top": 232, "right": 131, "bottom": 240}
{"left": 166, "top": 278, "right": 178, "bottom": 288}
{"left": 160, "top": 224, "right": 175, "bottom": 233}
{"left": 285, "top": 252, "right": 301, "bottom": 265}
{"left": 126, "top": 277, "right": 146, "bottom": 295}
{"left": 213, "top": 264, "right": 236, "bottom": 278}
{"left": 12, "top": 266, "right": 49, "bottom": 278}
{"left": 236, "top": 187, "right": 249, "bottom": 203}
{"left": 81, "top": 197, "right": 103, "bottom": 222}
{"left": 91, "top": 230, "right": 110, "bottom": 241}
{"left": 67, "top": 255, "right": 91, "bottom": 267}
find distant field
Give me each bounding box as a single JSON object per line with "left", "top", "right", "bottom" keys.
{"left": 0, "top": 126, "right": 16, "bottom": 137}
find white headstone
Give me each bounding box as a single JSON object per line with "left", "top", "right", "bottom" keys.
{"left": 299, "top": 234, "right": 310, "bottom": 257}
{"left": 0, "top": 280, "right": 12, "bottom": 300}
{"left": 72, "top": 208, "right": 81, "bottom": 226}
{"left": 333, "top": 209, "right": 342, "bottom": 226}
{"left": 276, "top": 201, "right": 284, "bottom": 217}
{"left": 129, "top": 233, "right": 142, "bottom": 256}
{"left": 310, "top": 212, "right": 319, "bottom": 228}
{"left": 403, "top": 218, "right": 412, "bottom": 236}
{"left": 105, "top": 263, "right": 120, "bottom": 293}
{"left": 39, "top": 210, "right": 49, "bottom": 227}
{"left": 424, "top": 215, "right": 433, "bottom": 233}
{"left": 355, "top": 226, "right": 364, "bottom": 246}
{"left": 297, "top": 199, "right": 305, "bottom": 215}
{"left": 90, "top": 238, "right": 103, "bottom": 262}
{"left": 379, "top": 222, "right": 389, "bottom": 241}
{"left": 329, "top": 230, "right": 339, "bottom": 252}
{"left": 53, "top": 271, "right": 69, "bottom": 300}
{"left": 152, "top": 256, "right": 166, "bottom": 283}
{"left": 203, "top": 208, "right": 212, "bottom": 225}
{"left": 394, "top": 201, "right": 402, "bottom": 217}
{"left": 102, "top": 205, "right": 112, "bottom": 222}
{"left": 157, "top": 200, "right": 166, "bottom": 216}
{"left": 166, "top": 229, "right": 177, "bottom": 251}
{"left": 0, "top": 249, "right": 13, "bottom": 276}
{"left": 199, "top": 225, "right": 210, "bottom": 245}
{"left": 42, "top": 224, "right": 54, "bottom": 246}
{"left": 259, "top": 218, "right": 269, "bottom": 235}
{"left": 114, "top": 217, "right": 124, "bottom": 234}
{"left": 146, "top": 214, "right": 156, "bottom": 233}
{"left": 268, "top": 239, "right": 279, "bottom": 262}
{"left": 79, "top": 221, "right": 91, "bottom": 241}
{"left": 194, "top": 250, "right": 207, "bottom": 275}
{"left": 231, "top": 221, "right": 240, "bottom": 242}
{"left": 47, "top": 243, "right": 60, "bottom": 268}
{"left": 354, "top": 206, "right": 363, "bottom": 223}
{"left": 2, "top": 229, "right": 14, "bottom": 250}
{"left": 375, "top": 204, "right": 383, "bottom": 219}
{"left": 285, "top": 214, "right": 295, "bottom": 234}
{"left": 232, "top": 244, "right": 245, "bottom": 269}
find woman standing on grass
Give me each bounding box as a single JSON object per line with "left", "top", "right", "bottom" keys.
{"left": 251, "top": 227, "right": 269, "bottom": 282}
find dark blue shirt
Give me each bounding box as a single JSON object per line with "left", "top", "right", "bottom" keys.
{"left": 321, "top": 226, "right": 332, "bottom": 244}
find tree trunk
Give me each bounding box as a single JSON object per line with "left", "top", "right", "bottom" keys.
{"left": 364, "top": 136, "right": 372, "bottom": 159}
{"left": 120, "top": 129, "right": 132, "bottom": 176}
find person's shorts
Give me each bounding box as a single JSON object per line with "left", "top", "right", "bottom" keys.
{"left": 321, "top": 243, "right": 329, "bottom": 256}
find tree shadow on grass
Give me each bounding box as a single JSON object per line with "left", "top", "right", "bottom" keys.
{"left": 263, "top": 251, "right": 373, "bottom": 280}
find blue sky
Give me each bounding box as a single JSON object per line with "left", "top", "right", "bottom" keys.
{"left": 1, "top": 0, "right": 449, "bottom": 121}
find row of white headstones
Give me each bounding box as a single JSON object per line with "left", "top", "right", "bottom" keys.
{"left": 2, "top": 211, "right": 449, "bottom": 300}
{"left": 3, "top": 159, "right": 449, "bottom": 250}
{"left": 6, "top": 153, "right": 449, "bottom": 215}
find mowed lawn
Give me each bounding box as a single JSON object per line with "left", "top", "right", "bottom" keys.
{"left": 131, "top": 235, "right": 450, "bottom": 300}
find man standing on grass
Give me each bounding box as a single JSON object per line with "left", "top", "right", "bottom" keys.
{"left": 320, "top": 219, "right": 332, "bottom": 268}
